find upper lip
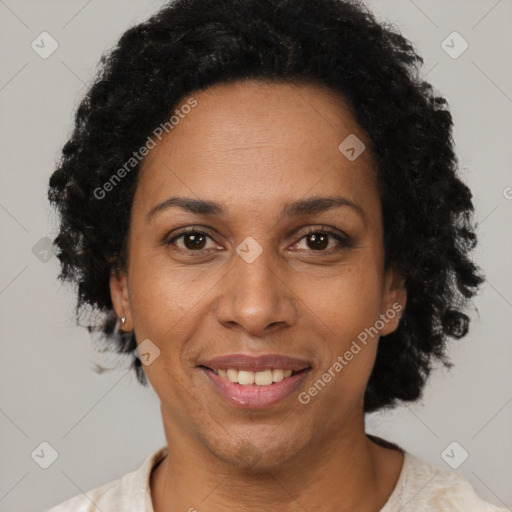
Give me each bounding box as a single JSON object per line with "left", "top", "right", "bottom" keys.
{"left": 197, "top": 353, "right": 312, "bottom": 372}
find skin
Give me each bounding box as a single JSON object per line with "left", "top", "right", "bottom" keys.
{"left": 110, "top": 80, "right": 407, "bottom": 511}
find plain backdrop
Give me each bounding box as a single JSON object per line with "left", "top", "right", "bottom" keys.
{"left": 0, "top": 0, "right": 511, "bottom": 510}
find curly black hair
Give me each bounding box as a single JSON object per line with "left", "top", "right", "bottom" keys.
{"left": 48, "top": 0, "right": 485, "bottom": 413}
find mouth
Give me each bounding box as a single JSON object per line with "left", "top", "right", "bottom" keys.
{"left": 200, "top": 367, "right": 307, "bottom": 386}
{"left": 197, "top": 353, "right": 312, "bottom": 409}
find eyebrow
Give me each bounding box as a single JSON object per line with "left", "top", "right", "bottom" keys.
{"left": 146, "top": 195, "right": 366, "bottom": 223}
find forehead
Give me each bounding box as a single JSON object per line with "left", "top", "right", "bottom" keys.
{"left": 135, "top": 80, "right": 378, "bottom": 220}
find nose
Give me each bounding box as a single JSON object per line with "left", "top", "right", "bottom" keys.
{"left": 214, "top": 243, "right": 298, "bottom": 337}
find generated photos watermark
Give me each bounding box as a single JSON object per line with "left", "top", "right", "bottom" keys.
{"left": 298, "top": 302, "right": 403, "bottom": 405}
{"left": 93, "top": 96, "right": 197, "bottom": 200}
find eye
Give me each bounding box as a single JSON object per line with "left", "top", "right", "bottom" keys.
{"left": 293, "top": 227, "right": 350, "bottom": 253}
{"left": 165, "top": 226, "right": 351, "bottom": 255}
{"left": 166, "top": 229, "right": 218, "bottom": 252}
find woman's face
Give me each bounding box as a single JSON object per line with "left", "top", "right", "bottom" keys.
{"left": 111, "top": 80, "right": 406, "bottom": 469}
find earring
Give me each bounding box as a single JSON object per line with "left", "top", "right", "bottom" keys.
{"left": 120, "top": 316, "right": 126, "bottom": 328}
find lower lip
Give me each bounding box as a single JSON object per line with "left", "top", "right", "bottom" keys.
{"left": 201, "top": 368, "right": 311, "bottom": 409}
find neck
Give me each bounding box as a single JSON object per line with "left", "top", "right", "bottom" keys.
{"left": 150, "top": 412, "right": 403, "bottom": 512}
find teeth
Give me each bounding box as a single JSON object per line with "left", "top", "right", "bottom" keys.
{"left": 226, "top": 369, "right": 239, "bottom": 383}
{"left": 255, "top": 369, "right": 273, "bottom": 386}
{"left": 215, "top": 368, "right": 299, "bottom": 386}
{"left": 238, "top": 370, "right": 255, "bottom": 385}
{"left": 272, "top": 369, "right": 284, "bottom": 382}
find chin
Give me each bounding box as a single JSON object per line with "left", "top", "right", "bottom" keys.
{"left": 203, "top": 426, "right": 310, "bottom": 472}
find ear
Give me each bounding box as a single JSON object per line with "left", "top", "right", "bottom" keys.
{"left": 379, "top": 266, "right": 407, "bottom": 336}
{"left": 109, "top": 268, "right": 133, "bottom": 331}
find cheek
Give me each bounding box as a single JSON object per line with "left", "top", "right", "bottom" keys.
{"left": 125, "top": 261, "right": 193, "bottom": 384}
{"left": 126, "top": 249, "right": 229, "bottom": 395}
{"left": 296, "top": 256, "right": 384, "bottom": 399}
{"left": 127, "top": 249, "right": 206, "bottom": 337}
{"left": 127, "top": 265, "right": 202, "bottom": 414}
{"left": 300, "top": 262, "right": 385, "bottom": 340}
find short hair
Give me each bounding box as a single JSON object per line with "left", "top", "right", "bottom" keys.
{"left": 48, "top": 0, "right": 485, "bottom": 413}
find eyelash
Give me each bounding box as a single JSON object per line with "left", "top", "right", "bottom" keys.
{"left": 165, "top": 226, "right": 351, "bottom": 255}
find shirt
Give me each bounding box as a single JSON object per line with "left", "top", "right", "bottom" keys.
{"left": 46, "top": 444, "right": 508, "bottom": 511}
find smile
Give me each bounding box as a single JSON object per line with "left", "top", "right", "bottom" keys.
{"left": 197, "top": 353, "right": 312, "bottom": 408}
{"left": 212, "top": 368, "right": 296, "bottom": 386}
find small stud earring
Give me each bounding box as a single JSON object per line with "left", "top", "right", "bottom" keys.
{"left": 120, "top": 316, "right": 126, "bottom": 328}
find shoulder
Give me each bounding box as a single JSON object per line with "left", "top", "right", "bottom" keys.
{"left": 45, "top": 446, "right": 168, "bottom": 512}
{"left": 46, "top": 477, "right": 122, "bottom": 512}
{"left": 382, "top": 450, "right": 508, "bottom": 512}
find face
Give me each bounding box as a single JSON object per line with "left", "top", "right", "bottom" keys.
{"left": 110, "top": 80, "right": 406, "bottom": 470}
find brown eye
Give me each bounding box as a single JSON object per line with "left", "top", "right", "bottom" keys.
{"left": 166, "top": 230, "right": 216, "bottom": 251}
{"left": 294, "top": 229, "right": 350, "bottom": 253}
{"left": 305, "top": 232, "right": 329, "bottom": 250}
{"left": 181, "top": 232, "right": 207, "bottom": 250}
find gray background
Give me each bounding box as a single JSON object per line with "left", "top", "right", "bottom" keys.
{"left": 0, "top": 0, "right": 511, "bottom": 510}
